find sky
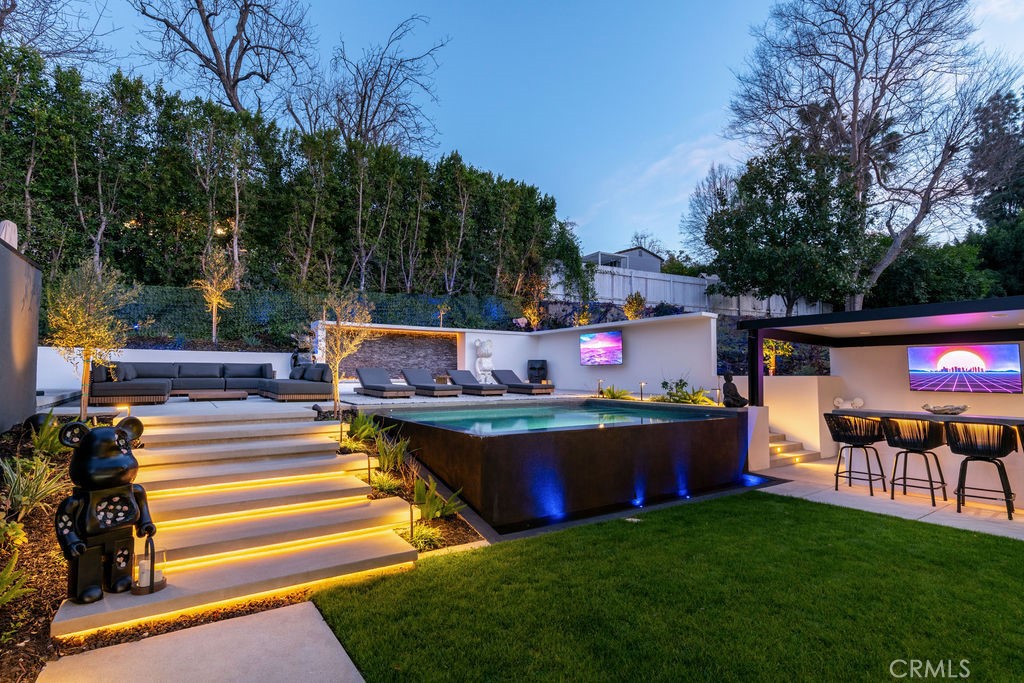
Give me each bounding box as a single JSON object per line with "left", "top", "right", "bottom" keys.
{"left": 103, "top": 0, "right": 1024, "bottom": 255}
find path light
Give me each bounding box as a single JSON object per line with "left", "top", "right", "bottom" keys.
{"left": 597, "top": 379, "right": 604, "bottom": 396}
{"left": 639, "top": 381, "right": 647, "bottom": 401}
{"left": 116, "top": 404, "right": 131, "bottom": 417}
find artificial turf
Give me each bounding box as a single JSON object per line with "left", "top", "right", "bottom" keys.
{"left": 314, "top": 492, "right": 1024, "bottom": 682}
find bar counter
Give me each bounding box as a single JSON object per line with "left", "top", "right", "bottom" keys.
{"left": 833, "top": 408, "right": 1024, "bottom": 427}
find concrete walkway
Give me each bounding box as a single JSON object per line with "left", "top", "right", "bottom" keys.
{"left": 758, "top": 457, "right": 1024, "bottom": 541}
{"left": 38, "top": 602, "right": 364, "bottom": 683}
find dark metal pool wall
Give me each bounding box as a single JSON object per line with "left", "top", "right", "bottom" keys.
{"left": 374, "top": 401, "right": 749, "bottom": 532}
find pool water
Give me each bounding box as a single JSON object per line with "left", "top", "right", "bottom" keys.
{"left": 389, "top": 404, "right": 715, "bottom": 436}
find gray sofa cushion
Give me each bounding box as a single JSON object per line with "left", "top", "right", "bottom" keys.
{"left": 116, "top": 363, "right": 138, "bottom": 381}
{"left": 302, "top": 364, "right": 329, "bottom": 382}
{"left": 91, "top": 364, "right": 110, "bottom": 383}
{"left": 224, "top": 363, "right": 272, "bottom": 379}
{"left": 178, "top": 363, "right": 222, "bottom": 378}
{"left": 132, "top": 362, "right": 178, "bottom": 379}
{"left": 289, "top": 366, "right": 306, "bottom": 379}
{"left": 172, "top": 378, "right": 225, "bottom": 390}
{"left": 225, "top": 377, "right": 264, "bottom": 391}
{"left": 90, "top": 379, "right": 171, "bottom": 397}
{"left": 260, "top": 379, "right": 333, "bottom": 396}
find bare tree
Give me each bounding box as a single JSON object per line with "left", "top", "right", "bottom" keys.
{"left": 728, "top": 0, "right": 1020, "bottom": 309}
{"left": 629, "top": 229, "right": 665, "bottom": 256}
{"left": 0, "top": 0, "right": 113, "bottom": 66}
{"left": 326, "top": 15, "right": 448, "bottom": 152}
{"left": 680, "top": 163, "right": 736, "bottom": 262}
{"left": 130, "top": 0, "right": 314, "bottom": 113}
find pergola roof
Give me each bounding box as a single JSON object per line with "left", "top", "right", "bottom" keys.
{"left": 737, "top": 296, "right": 1024, "bottom": 348}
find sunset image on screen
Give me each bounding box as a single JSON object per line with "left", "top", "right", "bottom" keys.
{"left": 580, "top": 331, "right": 623, "bottom": 366}
{"left": 907, "top": 344, "right": 1022, "bottom": 394}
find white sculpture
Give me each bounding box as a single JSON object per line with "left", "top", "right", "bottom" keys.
{"left": 833, "top": 397, "right": 865, "bottom": 409}
{"left": 474, "top": 338, "right": 495, "bottom": 384}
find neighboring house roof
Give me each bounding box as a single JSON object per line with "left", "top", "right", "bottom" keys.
{"left": 615, "top": 246, "right": 665, "bottom": 261}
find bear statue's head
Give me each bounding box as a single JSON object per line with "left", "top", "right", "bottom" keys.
{"left": 474, "top": 338, "right": 493, "bottom": 358}
{"left": 59, "top": 417, "right": 145, "bottom": 490}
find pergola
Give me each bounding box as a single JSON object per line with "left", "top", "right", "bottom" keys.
{"left": 737, "top": 296, "right": 1024, "bottom": 406}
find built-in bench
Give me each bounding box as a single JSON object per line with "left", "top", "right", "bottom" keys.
{"left": 90, "top": 361, "right": 337, "bottom": 405}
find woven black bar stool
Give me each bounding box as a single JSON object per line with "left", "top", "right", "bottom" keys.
{"left": 880, "top": 417, "right": 947, "bottom": 506}
{"left": 824, "top": 414, "right": 887, "bottom": 496}
{"left": 945, "top": 421, "right": 1018, "bottom": 520}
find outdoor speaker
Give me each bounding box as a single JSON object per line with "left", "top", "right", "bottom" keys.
{"left": 528, "top": 359, "right": 547, "bottom": 383}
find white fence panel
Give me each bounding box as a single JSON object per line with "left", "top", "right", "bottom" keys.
{"left": 550, "top": 266, "right": 830, "bottom": 317}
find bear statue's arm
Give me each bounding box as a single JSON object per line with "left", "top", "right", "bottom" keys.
{"left": 132, "top": 484, "right": 157, "bottom": 537}
{"left": 54, "top": 496, "right": 86, "bottom": 558}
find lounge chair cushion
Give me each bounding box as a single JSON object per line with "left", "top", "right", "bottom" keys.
{"left": 132, "top": 362, "right": 179, "bottom": 379}
{"left": 177, "top": 363, "right": 222, "bottom": 378}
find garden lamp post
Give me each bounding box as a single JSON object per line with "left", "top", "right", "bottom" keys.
{"left": 639, "top": 381, "right": 646, "bottom": 401}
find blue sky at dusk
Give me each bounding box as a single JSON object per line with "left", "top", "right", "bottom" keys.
{"left": 105, "top": 1, "right": 1024, "bottom": 255}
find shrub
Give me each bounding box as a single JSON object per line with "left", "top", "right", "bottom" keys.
{"left": 403, "top": 523, "right": 444, "bottom": 552}
{"left": 370, "top": 470, "right": 406, "bottom": 496}
{"left": 599, "top": 385, "right": 633, "bottom": 400}
{"left": 1, "top": 520, "right": 27, "bottom": 549}
{"left": 375, "top": 434, "right": 411, "bottom": 474}
{"left": 414, "top": 476, "right": 466, "bottom": 520}
{"left": 623, "top": 292, "right": 646, "bottom": 320}
{"left": 29, "top": 411, "right": 69, "bottom": 459}
{"left": 1, "top": 456, "right": 67, "bottom": 522}
{"left": 349, "top": 413, "right": 389, "bottom": 444}
{"left": 653, "top": 378, "right": 717, "bottom": 405}
{"left": 0, "top": 552, "right": 32, "bottom": 611}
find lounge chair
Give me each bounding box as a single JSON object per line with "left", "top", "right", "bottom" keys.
{"left": 355, "top": 368, "right": 416, "bottom": 398}
{"left": 447, "top": 370, "right": 508, "bottom": 396}
{"left": 491, "top": 369, "right": 555, "bottom": 395}
{"left": 401, "top": 369, "right": 463, "bottom": 397}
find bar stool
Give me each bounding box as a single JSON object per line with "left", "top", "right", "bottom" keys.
{"left": 880, "top": 417, "right": 947, "bottom": 506}
{"left": 945, "top": 421, "right": 1018, "bottom": 520}
{"left": 824, "top": 414, "right": 887, "bottom": 496}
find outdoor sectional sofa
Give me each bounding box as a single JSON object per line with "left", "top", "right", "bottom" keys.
{"left": 88, "top": 361, "right": 335, "bottom": 404}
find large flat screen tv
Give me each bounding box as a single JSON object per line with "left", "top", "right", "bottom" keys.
{"left": 907, "top": 344, "right": 1023, "bottom": 394}
{"left": 580, "top": 330, "right": 623, "bottom": 366}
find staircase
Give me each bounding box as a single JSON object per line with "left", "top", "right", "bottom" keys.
{"left": 51, "top": 409, "right": 417, "bottom": 638}
{"left": 768, "top": 430, "right": 821, "bottom": 468}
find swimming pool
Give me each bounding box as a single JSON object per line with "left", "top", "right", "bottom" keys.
{"left": 384, "top": 403, "right": 717, "bottom": 436}
{"left": 371, "top": 400, "right": 751, "bottom": 532}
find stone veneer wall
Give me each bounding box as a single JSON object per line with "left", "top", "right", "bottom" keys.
{"left": 338, "top": 332, "right": 458, "bottom": 378}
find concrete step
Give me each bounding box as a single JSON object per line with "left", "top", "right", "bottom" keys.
{"left": 148, "top": 476, "right": 370, "bottom": 522}
{"left": 769, "top": 449, "right": 821, "bottom": 467}
{"left": 769, "top": 440, "right": 807, "bottom": 455}
{"left": 135, "top": 435, "right": 341, "bottom": 468}
{"left": 135, "top": 452, "right": 367, "bottom": 490}
{"left": 137, "top": 408, "right": 319, "bottom": 429}
{"left": 149, "top": 497, "right": 412, "bottom": 563}
{"left": 51, "top": 530, "right": 417, "bottom": 637}
{"left": 141, "top": 420, "right": 340, "bottom": 447}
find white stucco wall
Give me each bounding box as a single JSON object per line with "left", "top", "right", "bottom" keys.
{"left": 528, "top": 314, "right": 718, "bottom": 393}
{"left": 37, "top": 347, "right": 293, "bottom": 390}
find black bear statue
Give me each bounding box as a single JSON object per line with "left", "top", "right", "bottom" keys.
{"left": 54, "top": 417, "right": 156, "bottom": 604}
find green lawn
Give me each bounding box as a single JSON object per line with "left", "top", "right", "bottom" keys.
{"left": 314, "top": 492, "right": 1024, "bottom": 682}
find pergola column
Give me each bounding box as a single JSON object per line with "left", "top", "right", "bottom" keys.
{"left": 746, "top": 329, "right": 765, "bottom": 406}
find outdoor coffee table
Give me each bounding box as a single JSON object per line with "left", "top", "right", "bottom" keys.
{"left": 187, "top": 390, "right": 249, "bottom": 401}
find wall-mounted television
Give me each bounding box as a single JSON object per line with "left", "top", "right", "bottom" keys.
{"left": 580, "top": 330, "right": 623, "bottom": 366}
{"left": 907, "top": 344, "right": 1023, "bottom": 394}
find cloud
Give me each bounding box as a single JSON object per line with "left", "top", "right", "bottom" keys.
{"left": 571, "top": 133, "right": 746, "bottom": 251}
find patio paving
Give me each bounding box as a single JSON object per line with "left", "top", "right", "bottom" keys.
{"left": 39, "top": 602, "right": 363, "bottom": 683}
{"left": 757, "top": 457, "right": 1024, "bottom": 541}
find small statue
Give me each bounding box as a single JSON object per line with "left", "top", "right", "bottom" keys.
{"left": 474, "top": 338, "right": 495, "bottom": 384}
{"left": 722, "top": 373, "right": 748, "bottom": 408}
{"left": 54, "top": 417, "right": 156, "bottom": 604}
